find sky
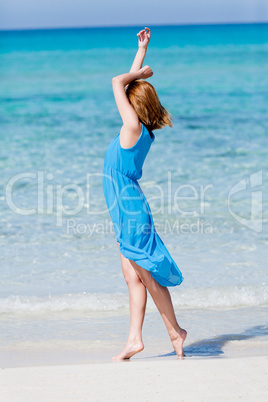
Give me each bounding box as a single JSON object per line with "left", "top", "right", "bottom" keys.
{"left": 0, "top": 0, "right": 268, "bottom": 30}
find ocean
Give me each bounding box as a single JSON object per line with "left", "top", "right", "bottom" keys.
{"left": 0, "top": 23, "right": 267, "bottom": 366}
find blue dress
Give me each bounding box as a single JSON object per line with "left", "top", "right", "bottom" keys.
{"left": 102, "top": 122, "right": 184, "bottom": 287}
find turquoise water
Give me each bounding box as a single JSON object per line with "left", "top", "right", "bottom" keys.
{"left": 0, "top": 24, "right": 268, "bottom": 364}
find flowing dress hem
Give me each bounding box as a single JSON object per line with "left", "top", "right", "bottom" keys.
{"left": 117, "top": 237, "right": 184, "bottom": 287}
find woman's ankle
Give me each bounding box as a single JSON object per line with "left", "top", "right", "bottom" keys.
{"left": 169, "top": 326, "right": 186, "bottom": 341}
{"left": 127, "top": 334, "right": 143, "bottom": 344}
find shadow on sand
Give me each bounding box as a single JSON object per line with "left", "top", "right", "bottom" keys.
{"left": 139, "top": 325, "right": 268, "bottom": 360}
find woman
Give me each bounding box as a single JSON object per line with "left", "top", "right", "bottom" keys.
{"left": 103, "top": 27, "right": 187, "bottom": 360}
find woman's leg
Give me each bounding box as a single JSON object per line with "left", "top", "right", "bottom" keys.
{"left": 112, "top": 243, "right": 147, "bottom": 360}
{"left": 129, "top": 259, "right": 187, "bottom": 357}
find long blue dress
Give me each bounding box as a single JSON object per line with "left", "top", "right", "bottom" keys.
{"left": 102, "top": 122, "right": 184, "bottom": 287}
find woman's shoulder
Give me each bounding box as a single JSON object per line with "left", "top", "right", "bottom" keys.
{"left": 119, "top": 121, "right": 143, "bottom": 150}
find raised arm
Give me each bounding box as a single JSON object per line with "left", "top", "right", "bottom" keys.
{"left": 129, "top": 27, "right": 151, "bottom": 73}
{"left": 112, "top": 27, "right": 152, "bottom": 129}
{"left": 112, "top": 66, "right": 153, "bottom": 128}
{"left": 112, "top": 28, "right": 153, "bottom": 148}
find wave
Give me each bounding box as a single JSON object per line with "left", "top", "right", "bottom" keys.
{"left": 1, "top": 284, "right": 267, "bottom": 317}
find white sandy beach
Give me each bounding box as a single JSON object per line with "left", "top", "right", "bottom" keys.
{"left": 1, "top": 355, "right": 267, "bottom": 402}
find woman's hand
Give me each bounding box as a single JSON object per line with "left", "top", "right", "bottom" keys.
{"left": 129, "top": 27, "right": 151, "bottom": 73}
{"left": 139, "top": 65, "right": 153, "bottom": 79}
{"left": 137, "top": 27, "right": 151, "bottom": 49}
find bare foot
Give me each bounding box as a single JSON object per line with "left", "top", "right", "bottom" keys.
{"left": 171, "top": 328, "right": 187, "bottom": 358}
{"left": 112, "top": 340, "right": 144, "bottom": 361}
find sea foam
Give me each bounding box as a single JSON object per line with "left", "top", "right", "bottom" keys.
{"left": 1, "top": 284, "right": 267, "bottom": 317}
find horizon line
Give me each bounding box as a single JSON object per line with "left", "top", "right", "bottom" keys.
{"left": 0, "top": 20, "right": 268, "bottom": 32}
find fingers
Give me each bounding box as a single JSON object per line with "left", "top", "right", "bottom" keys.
{"left": 145, "top": 27, "right": 151, "bottom": 38}
{"left": 137, "top": 27, "right": 151, "bottom": 39}
{"left": 137, "top": 30, "right": 145, "bottom": 38}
